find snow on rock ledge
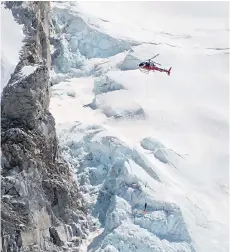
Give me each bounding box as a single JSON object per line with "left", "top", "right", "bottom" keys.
{"left": 20, "top": 65, "right": 39, "bottom": 77}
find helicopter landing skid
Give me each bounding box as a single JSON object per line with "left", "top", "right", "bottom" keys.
{"left": 139, "top": 68, "right": 151, "bottom": 74}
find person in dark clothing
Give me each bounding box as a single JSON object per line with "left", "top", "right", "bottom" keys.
{"left": 144, "top": 202, "right": 147, "bottom": 214}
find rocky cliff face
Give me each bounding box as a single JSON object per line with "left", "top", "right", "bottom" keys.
{"left": 1, "top": 2, "right": 88, "bottom": 251}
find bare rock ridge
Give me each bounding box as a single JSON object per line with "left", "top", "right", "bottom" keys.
{"left": 1, "top": 2, "right": 88, "bottom": 251}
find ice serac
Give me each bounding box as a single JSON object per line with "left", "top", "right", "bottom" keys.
{"left": 118, "top": 51, "right": 141, "bottom": 71}
{"left": 1, "top": 2, "right": 88, "bottom": 251}
{"left": 49, "top": 2, "right": 139, "bottom": 75}
{"left": 57, "top": 122, "right": 195, "bottom": 252}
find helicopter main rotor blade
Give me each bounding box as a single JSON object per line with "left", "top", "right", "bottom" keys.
{"left": 144, "top": 54, "right": 160, "bottom": 62}
{"left": 149, "top": 54, "right": 160, "bottom": 60}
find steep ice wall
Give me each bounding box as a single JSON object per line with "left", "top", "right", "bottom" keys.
{"left": 1, "top": 2, "right": 88, "bottom": 251}
{"left": 49, "top": 2, "right": 139, "bottom": 74}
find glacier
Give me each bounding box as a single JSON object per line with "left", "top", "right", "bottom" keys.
{"left": 48, "top": 2, "right": 229, "bottom": 252}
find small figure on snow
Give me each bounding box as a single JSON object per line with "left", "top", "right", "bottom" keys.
{"left": 143, "top": 202, "right": 147, "bottom": 214}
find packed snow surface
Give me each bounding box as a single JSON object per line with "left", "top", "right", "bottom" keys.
{"left": 49, "top": 2, "right": 229, "bottom": 252}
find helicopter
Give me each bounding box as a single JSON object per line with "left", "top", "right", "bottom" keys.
{"left": 138, "top": 54, "right": 172, "bottom": 76}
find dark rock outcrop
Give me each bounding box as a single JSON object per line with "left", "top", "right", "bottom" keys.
{"left": 1, "top": 2, "right": 88, "bottom": 251}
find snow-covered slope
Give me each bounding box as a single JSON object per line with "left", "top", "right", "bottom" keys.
{"left": 49, "top": 2, "right": 229, "bottom": 252}
{"left": 1, "top": 5, "right": 24, "bottom": 92}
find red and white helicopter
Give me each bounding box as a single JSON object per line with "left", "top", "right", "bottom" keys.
{"left": 139, "top": 54, "right": 172, "bottom": 76}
